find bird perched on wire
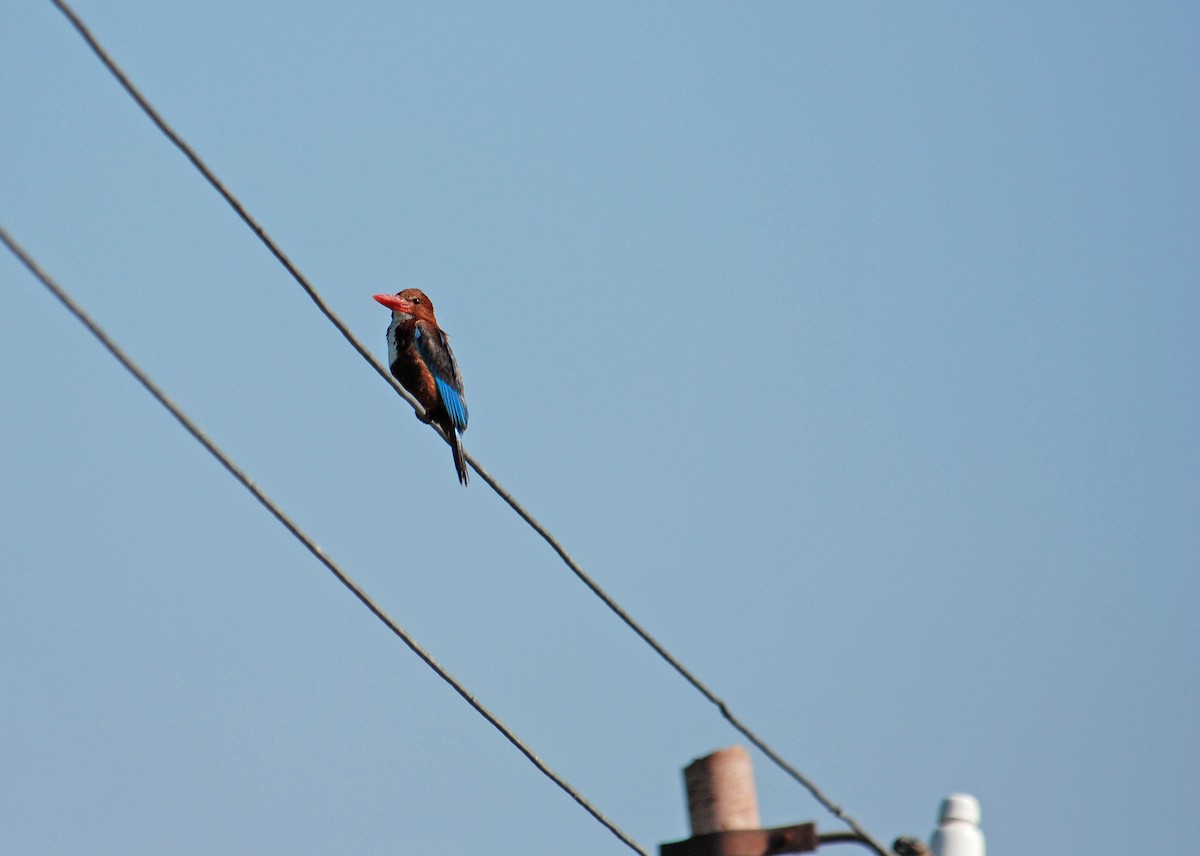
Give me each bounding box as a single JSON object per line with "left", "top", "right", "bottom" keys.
{"left": 373, "top": 288, "right": 469, "bottom": 485}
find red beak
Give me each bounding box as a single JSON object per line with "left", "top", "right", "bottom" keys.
{"left": 373, "top": 293, "right": 410, "bottom": 313}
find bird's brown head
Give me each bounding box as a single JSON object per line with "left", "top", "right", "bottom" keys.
{"left": 372, "top": 288, "right": 438, "bottom": 324}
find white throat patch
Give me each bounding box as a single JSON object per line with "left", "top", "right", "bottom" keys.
{"left": 386, "top": 315, "right": 403, "bottom": 367}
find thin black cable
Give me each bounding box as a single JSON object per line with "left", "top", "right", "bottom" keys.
{"left": 0, "top": 224, "right": 649, "bottom": 856}
{"left": 45, "top": 5, "right": 891, "bottom": 854}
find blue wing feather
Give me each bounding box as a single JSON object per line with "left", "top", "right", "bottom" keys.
{"left": 435, "top": 377, "right": 469, "bottom": 430}
{"left": 414, "top": 324, "right": 468, "bottom": 431}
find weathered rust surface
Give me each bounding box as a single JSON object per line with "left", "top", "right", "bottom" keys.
{"left": 660, "top": 823, "right": 819, "bottom": 856}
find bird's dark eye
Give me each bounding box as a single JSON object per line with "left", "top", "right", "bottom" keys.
{"left": 413, "top": 297, "right": 422, "bottom": 304}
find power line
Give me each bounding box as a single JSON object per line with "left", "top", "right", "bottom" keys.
{"left": 0, "top": 223, "right": 649, "bottom": 856}
{"left": 45, "top": 4, "right": 892, "bottom": 854}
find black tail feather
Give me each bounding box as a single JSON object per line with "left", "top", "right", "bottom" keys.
{"left": 450, "top": 430, "right": 469, "bottom": 486}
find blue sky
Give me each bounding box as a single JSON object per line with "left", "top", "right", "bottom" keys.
{"left": 2, "top": 2, "right": 1197, "bottom": 853}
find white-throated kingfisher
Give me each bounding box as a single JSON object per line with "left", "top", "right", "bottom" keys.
{"left": 373, "top": 288, "right": 469, "bottom": 485}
